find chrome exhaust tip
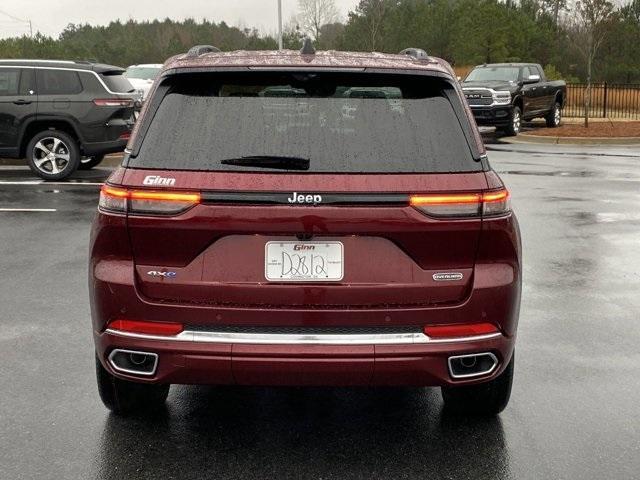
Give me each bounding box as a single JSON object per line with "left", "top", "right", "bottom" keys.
{"left": 108, "top": 349, "right": 158, "bottom": 376}
{"left": 448, "top": 352, "right": 498, "bottom": 379}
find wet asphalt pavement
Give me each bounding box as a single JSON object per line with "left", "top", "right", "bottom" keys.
{"left": 1, "top": 142, "right": 640, "bottom": 480}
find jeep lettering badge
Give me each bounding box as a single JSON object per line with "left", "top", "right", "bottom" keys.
{"left": 287, "top": 192, "right": 323, "bottom": 205}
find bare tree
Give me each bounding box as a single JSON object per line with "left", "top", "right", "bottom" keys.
{"left": 354, "top": 0, "right": 390, "bottom": 51}
{"left": 542, "top": 0, "right": 568, "bottom": 28}
{"left": 297, "top": 0, "right": 339, "bottom": 43}
{"left": 570, "top": 0, "right": 616, "bottom": 127}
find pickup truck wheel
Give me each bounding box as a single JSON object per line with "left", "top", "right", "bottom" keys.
{"left": 441, "top": 352, "right": 514, "bottom": 416}
{"left": 26, "top": 130, "right": 80, "bottom": 181}
{"left": 78, "top": 154, "right": 105, "bottom": 170}
{"left": 545, "top": 102, "right": 562, "bottom": 128}
{"left": 504, "top": 106, "right": 521, "bottom": 136}
{"left": 95, "top": 354, "right": 169, "bottom": 415}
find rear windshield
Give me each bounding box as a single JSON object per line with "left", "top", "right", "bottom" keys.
{"left": 100, "top": 72, "right": 135, "bottom": 93}
{"left": 125, "top": 66, "right": 161, "bottom": 80}
{"left": 129, "top": 72, "right": 480, "bottom": 173}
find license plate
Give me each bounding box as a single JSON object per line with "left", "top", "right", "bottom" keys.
{"left": 265, "top": 242, "right": 344, "bottom": 282}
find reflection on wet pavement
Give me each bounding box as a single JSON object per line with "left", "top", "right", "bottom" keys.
{"left": 1, "top": 144, "right": 640, "bottom": 479}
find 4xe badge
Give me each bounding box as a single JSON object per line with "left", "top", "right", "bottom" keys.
{"left": 147, "top": 270, "right": 177, "bottom": 278}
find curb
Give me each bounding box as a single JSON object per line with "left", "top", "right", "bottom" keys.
{"left": 500, "top": 135, "right": 640, "bottom": 146}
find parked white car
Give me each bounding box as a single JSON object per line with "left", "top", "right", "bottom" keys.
{"left": 124, "top": 64, "right": 163, "bottom": 100}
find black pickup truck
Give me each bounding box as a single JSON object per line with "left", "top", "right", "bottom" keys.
{"left": 462, "top": 63, "right": 566, "bottom": 136}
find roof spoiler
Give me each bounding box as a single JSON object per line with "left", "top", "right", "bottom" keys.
{"left": 186, "top": 45, "right": 221, "bottom": 57}
{"left": 399, "top": 48, "right": 429, "bottom": 60}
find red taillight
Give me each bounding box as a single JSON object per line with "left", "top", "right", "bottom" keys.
{"left": 410, "top": 193, "right": 481, "bottom": 217}
{"left": 93, "top": 98, "right": 134, "bottom": 107}
{"left": 410, "top": 193, "right": 481, "bottom": 205}
{"left": 118, "top": 132, "right": 131, "bottom": 140}
{"left": 102, "top": 185, "right": 128, "bottom": 198}
{"left": 99, "top": 185, "right": 128, "bottom": 212}
{"left": 108, "top": 319, "right": 184, "bottom": 336}
{"left": 481, "top": 189, "right": 510, "bottom": 216}
{"left": 99, "top": 185, "right": 201, "bottom": 215}
{"left": 424, "top": 322, "right": 499, "bottom": 338}
{"left": 129, "top": 190, "right": 201, "bottom": 203}
{"left": 409, "top": 189, "right": 510, "bottom": 217}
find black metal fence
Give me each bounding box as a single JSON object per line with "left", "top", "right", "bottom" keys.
{"left": 564, "top": 83, "right": 640, "bottom": 119}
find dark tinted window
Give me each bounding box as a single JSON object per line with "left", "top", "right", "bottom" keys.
{"left": 100, "top": 72, "right": 134, "bottom": 93}
{"left": 523, "top": 66, "right": 537, "bottom": 79}
{"left": 19, "top": 69, "right": 35, "bottom": 95}
{"left": 130, "top": 72, "right": 479, "bottom": 173}
{"left": 37, "top": 69, "right": 83, "bottom": 95}
{"left": 0, "top": 69, "right": 20, "bottom": 96}
{"left": 534, "top": 65, "right": 544, "bottom": 78}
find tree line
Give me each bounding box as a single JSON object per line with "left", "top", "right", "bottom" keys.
{"left": 0, "top": 0, "right": 638, "bottom": 84}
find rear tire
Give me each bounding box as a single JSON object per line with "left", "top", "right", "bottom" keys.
{"left": 545, "top": 101, "right": 562, "bottom": 128}
{"left": 503, "top": 106, "right": 522, "bottom": 137}
{"left": 95, "top": 355, "right": 169, "bottom": 415}
{"left": 441, "top": 352, "right": 514, "bottom": 416}
{"left": 26, "top": 130, "right": 80, "bottom": 181}
{"left": 78, "top": 154, "right": 105, "bottom": 170}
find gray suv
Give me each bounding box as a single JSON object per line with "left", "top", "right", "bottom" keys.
{"left": 0, "top": 60, "right": 138, "bottom": 180}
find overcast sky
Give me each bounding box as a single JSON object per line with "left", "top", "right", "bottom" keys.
{"left": 0, "top": 0, "right": 360, "bottom": 39}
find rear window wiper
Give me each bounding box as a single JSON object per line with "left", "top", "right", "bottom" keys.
{"left": 220, "top": 155, "right": 310, "bottom": 171}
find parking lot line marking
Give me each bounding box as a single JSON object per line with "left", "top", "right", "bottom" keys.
{"left": 0, "top": 181, "right": 43, "bottom": 185}
{"left": 0, "top": 208, "right": 57, "bottom": 212}
{"left": 0, "top": 181, "right": 104, "bottom": 186}
{"left": 38, "top": 182, "right": 104, "bottom": 186}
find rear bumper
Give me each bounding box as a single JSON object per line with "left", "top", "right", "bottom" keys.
{"left": 82, "top": 138, "right": 128, "bottom": 156}
{"left": 95, "top": 329, "right": 515, "bottom": 387}
{"left": 90, "top": 210, "right": 521, "bottom": 388}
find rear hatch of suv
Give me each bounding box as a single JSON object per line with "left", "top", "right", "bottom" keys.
{"left": 116, "top": 70, "right": 492, "bottom": 310}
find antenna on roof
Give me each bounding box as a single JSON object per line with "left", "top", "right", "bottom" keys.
{"left": 399, "top": 48, "right": 429, "bottom": 60}
{"left": 186, "top": 45, "right": 221, "bottom": 57}
{"left": 300, "top": 37, "right": 316, "bottom": 55}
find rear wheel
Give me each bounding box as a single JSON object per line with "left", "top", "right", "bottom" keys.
{"left": 78, "top": 154, "right": 105, "bottom": 170}
{"left": 545, "top": 101, "right": 562, "bottom": 128}
{"left": 503, "top": 106, "right": 522, "bottom": 136}
{"left": 95, "top": 355, "right": 169, "bottom": 415}
{"left": 26, "top": 130, "right": 80, "bottom": 181}
{"left": 441, "top": 352, "right": 514, "bottom": 415}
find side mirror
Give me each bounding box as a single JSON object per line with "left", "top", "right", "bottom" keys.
{"left": 523, "top": 74, "right": 540, "bottom": 84}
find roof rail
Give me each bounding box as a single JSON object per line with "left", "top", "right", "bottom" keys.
{"left": 399, "top": 48, "right": 429, "bottom": 60}
{"left": 300, "top": 37, "right": 316, "bottom": 55}
{"left": 186, "top": 45, "right": 221, "bottom": 57}
{"left": 0, "top": 59, "right": 76, "bottom": 64}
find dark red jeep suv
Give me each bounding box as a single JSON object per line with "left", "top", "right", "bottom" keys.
{"left": 90, "top": 44, "right": 521, "bottom": 416}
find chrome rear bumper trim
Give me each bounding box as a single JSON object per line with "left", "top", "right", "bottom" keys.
{"left": 104, "top": 329, "right": 502, "bottom": 345}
